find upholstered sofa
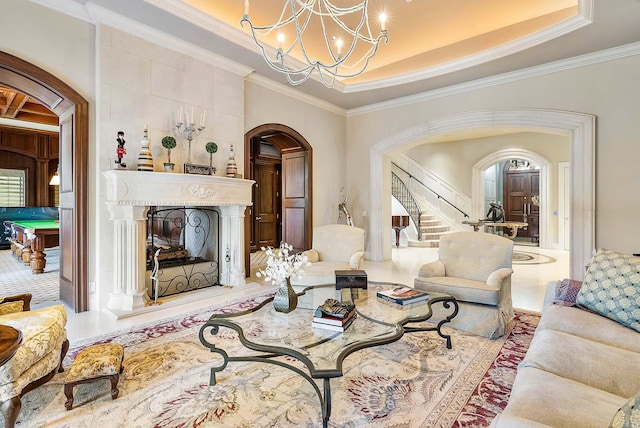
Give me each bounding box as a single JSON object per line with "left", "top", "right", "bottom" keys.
{"left": 492, "top": 250, "right": 640, "bottom": 428}
{"left": 290, "top": 224, "right": 365, "bottom": 287}
{"left": 0, "top": 294, "right": 68, "bottom": 427}
{"left": 414, "top": 232, "right": 514, "bottom": 339}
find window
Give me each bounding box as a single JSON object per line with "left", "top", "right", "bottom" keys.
{"left": 0, "top": 169, "right": 26, "bottom": 206}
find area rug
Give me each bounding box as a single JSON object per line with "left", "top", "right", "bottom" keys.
{"left": 512, "top": 250, "right": 556, "bottom": 265}
{"left": 15, "top": 293, "right": 540, "bottom": 428}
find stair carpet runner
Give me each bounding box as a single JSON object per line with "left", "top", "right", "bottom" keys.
{"left": 408, "top": 213, "right": 451, "bottom": 248}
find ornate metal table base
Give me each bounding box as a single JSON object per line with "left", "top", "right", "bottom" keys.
{"left": 199, "top": 289, "right": 458, "bottom": 428}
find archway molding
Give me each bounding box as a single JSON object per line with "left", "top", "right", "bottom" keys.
{"left": 369, "top": 109, "right": 594, "bottom": 280}
{"left": 243, "top": 123, "right": 313, "bottom": 276}
{"left": 472, "top": 148, "right": 551, "bottom": 249}
{"left": 0, "top": 50, "right": 89, "bottom": 311}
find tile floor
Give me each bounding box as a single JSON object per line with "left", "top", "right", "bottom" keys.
{"left": 59, "top": 245, "right": 569, "bottom": 343}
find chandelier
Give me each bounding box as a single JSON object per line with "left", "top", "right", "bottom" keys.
{"left": 241, "top": 0, "right": 388, "bottom": 87}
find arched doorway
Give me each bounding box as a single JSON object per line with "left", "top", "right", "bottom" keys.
{"left": 370, "top": 109, "right": 594, "bottom": 281}
{"left": 244, "top": 124, "right": 313, "bottom": 276}
{"left": 472, "top": 148, "right": 552, "bottom": 248}
{"left": 0, "top": 51, "right": 89, "bottom": 312}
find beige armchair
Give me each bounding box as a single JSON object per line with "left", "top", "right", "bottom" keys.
{"left": 414, "top": 232, "right": 514, "bottom": 339}
{"left": 290, "top": 224, "right": 365, "bottom": 287}
{"left": 0, "top": 294, "right": 68, "bottom": 427}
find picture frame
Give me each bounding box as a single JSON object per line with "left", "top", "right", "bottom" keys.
{"left": 184, "top": 163, "right": 216, "bottom": 175}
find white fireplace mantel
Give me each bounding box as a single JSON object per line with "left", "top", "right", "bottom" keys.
{"left": 103, "top": 170, "right": 254, "bottom": 313}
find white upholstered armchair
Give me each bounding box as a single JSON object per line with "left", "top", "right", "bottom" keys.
{"left": 414, "top": 232, "right": 514, "bottom": 339}
{"left": 290, "top": 224, "right": 365, "bottom": 287}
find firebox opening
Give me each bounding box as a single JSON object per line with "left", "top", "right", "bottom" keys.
{"left": 145, "top": 206, "right": 221, "bottom": 299}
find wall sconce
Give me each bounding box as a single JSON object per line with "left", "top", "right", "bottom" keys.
{"left": 49, "top": 165, "right": 60, "bottom": 186}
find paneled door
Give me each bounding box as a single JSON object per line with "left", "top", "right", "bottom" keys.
{"left": 253, "top": 163, "right": 280, "bottom": 249}
{"left": 282, "top": 151, "right": 310, "bottom": 251}
{"left": 504, "top": 167, "right": 539, "bottom": 240}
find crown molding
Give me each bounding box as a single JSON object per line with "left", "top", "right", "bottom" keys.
{"left": 28, "top": 0, "right": 92, "bottom": 21}
{"left": 348, "top": 40, "right": 640, "bottom": 117}
{"left": 345, "top": 0, "right": 594, "bottom": 93}
{"left": 143, "top": 0, "right": 347, "bottom": 92}
{"left": 245, "top": 74, "right": 346, "bottom": 117}
{"left": 28, "top": 0, "right": 254, "bottom": 78}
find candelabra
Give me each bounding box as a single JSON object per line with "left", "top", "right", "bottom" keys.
{"left": 175, "top": 120, "right": 205, "bottom": 164}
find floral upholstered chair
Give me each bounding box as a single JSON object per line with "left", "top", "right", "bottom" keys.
{"left": 414, "top": 232, "right": 514, "bottom": 339}
{"left": 0, "top": 294, "right": 68, "bottom": 427}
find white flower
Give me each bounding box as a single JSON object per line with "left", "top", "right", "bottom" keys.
{"left": 256, "top": 242, "right": 311, "bottom": 285}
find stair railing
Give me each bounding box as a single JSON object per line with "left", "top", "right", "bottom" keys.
{"left": 391, "top": 172, "right": 422, "bottom": 240}
{"left": 392, "top": 162, "right": 469, "bottom": 219}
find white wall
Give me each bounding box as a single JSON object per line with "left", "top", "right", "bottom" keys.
{"left": 0, "top": 0, "right": 98, "bottom": 304}
{"left": 96, "top": 25, "right": 246, "bottom": 310}
{"left": 244, "top": 82, "right": 347, "bottom": 227}
{"left": 347, "top": 55, "right": 640, "bottom": 257}
{"left": 406, "top": 133, "right": 568, "bottom": 195}
{"left": 406, "top": 132, "right": 569, "bottom": 244}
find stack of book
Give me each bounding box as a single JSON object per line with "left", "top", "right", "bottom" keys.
{"left": 376, "top": 286, "right": 430, "bottom": 305}
{"left": 312, "top": 300, "right": 356, "bottom": 332}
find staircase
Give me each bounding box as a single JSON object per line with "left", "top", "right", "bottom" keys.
{"left": 408, "top": 213, "right": 451, "bottom": 248}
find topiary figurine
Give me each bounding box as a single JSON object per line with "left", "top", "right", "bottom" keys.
{"left": 161, "top": 136, "right": 177, "bottom": 172}
{"left": 206, "top": 141, "right": 218, "bottom": 169}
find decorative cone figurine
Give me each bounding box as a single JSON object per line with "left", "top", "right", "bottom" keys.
{"left": 137, "top": 126, "right": 154, "bottom": 172}
{"left": 226, "top": 144, "right": 238, "bottom": 177}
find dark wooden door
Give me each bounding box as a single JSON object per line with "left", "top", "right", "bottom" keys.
{"left": 282, "top": 151, "right": 310, "bottom": 251}
{"left": 253, "top": 163, "right": 280, "bottom": 249}
{"left": 57, "top": 106, "right": 75, "bottom": 306}
{"left": 504, "top": 168, "right": 539, "bottom": 240}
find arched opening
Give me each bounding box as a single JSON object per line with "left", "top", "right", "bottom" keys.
{"left": 472, "top": 148, "right": 552, "bottom": 248}
{"left": 0, "top": 51, "right": 89, "bottom": 312}
{"left": 244, "top": 123, "right": 313, "bottom": 276}
{"left": 370, "top": 109, "right": 594, "bottom": 280}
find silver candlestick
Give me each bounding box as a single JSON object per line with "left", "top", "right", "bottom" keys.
{"left": 175, "top": 121, "right": 205, "bottom": 164}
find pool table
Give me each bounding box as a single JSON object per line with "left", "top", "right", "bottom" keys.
{"left": 3, "top": 220, "right": 59, "bottom": 274}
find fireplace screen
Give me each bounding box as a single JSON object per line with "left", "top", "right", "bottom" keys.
{"left": 145, "top": 207, "right": 220, "bottom": 299}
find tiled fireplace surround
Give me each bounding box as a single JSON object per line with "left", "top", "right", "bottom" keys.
{"left": 103, "top": 170, "right": 254, "bottom": 315}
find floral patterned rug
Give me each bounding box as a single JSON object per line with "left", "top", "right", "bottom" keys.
{"left": 15, "top": 292, "right": 540, "bottom": 428}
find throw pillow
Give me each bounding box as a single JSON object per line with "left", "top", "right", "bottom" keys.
{"left": 576, "top": 249, "right": 640, "bottom": 332}
{"left": 0, "top": 301, "right": 24, "bottom": 315}
{"left": 609, "top": 391, "right": 640, "bottom": 428}
{"left": 553, "top": 278, "right": 583, "bottom": 306}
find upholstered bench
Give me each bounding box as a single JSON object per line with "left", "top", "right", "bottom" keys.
{"left": 64, "top": 343, "right": 124, "bottom": 410}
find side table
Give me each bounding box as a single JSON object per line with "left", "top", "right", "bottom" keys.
{"left": 0, "top": 326, "right": 22, "bottom": 366}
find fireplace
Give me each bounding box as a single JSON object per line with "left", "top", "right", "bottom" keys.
{"left": 103, "top": 170, "right": 254, "bottom": 313}
{"left": 145, "top": 207, "right": 220, "bottom": 300}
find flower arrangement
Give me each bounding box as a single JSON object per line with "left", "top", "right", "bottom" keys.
{"left": 256, "top": 242, "right": 310, "bottom": 285}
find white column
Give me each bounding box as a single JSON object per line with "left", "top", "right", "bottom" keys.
{"left": 106, "top": 203, "right": 151, "bottom": 311}
{"left": 217, "top": 205, "right": 247, "bottom": 287}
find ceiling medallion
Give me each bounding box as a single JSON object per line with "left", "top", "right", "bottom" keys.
{"left": 241, "top": 0, "right": 388, "bottom": 87}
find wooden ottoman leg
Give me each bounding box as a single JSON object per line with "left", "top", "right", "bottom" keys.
{"left": 64, "top": 383, "right": 75, "bottom": 410}
{"left": 0, "top": 396, "right": 22, "bottom": 428}
{"left": 58, "top": 339, "right": 69, "bottom": 372}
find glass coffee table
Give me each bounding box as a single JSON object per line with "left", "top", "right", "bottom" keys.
{"left": 199, "top": 283, "right": 458, "bottom": 428}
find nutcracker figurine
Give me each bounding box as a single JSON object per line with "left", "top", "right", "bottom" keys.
{"left": 115, "top": 131, "right": 127, "bottom": 168}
